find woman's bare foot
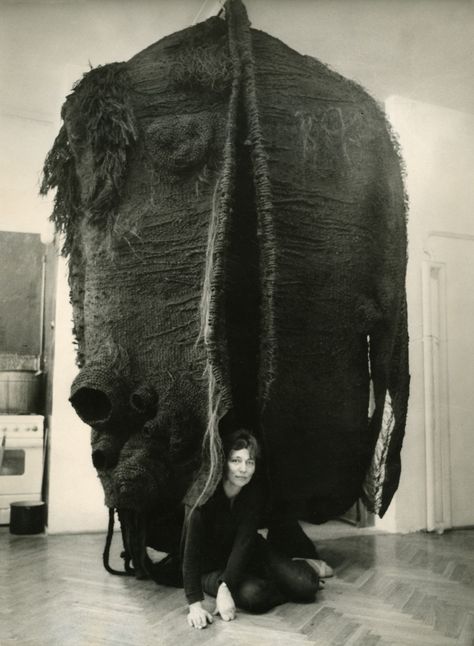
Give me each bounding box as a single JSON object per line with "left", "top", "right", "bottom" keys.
{"left": 293, "top": 557, "right": 334, "bottom": 578}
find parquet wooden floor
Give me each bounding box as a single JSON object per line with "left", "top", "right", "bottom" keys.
{"left": 1, "top": 522, "right": 474, "bottom": 646}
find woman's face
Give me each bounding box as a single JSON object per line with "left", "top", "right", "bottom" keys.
{"left": 225, "top": 448, "right": 256, "bottom": 489}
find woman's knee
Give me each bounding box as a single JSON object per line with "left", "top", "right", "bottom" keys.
{"left": 274, "top": 560, "right": 319, "bottom": 602}
{"left": 235, "top": 578, "right": 282, "bottom": 614}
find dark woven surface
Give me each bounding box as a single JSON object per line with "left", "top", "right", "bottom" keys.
{"left": 42, "top": 0, "right": 408, "bottom": 561}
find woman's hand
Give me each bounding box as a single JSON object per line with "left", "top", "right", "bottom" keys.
{"left": 187, "top": 601, "right": 213, "bottom": 629}
{"left": 213, "top": 582, "right": 236, "bottom": 622}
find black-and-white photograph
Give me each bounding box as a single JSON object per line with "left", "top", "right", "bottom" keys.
{"left": 1, "top": 1, "right": 474, "bottom": 644}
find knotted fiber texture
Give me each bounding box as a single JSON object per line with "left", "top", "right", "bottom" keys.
{"left": 41, "top": 0, "right": 409, "bottom": 552}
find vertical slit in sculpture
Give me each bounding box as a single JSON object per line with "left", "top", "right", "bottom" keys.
{"left": 194, "top": 0, "right": 275, "bottom": 505}
{"left": 224, "top": 100, "right": 260, "bottom": 433}
{"left": 229, "top": 0, "right": 276, "bottom": 406}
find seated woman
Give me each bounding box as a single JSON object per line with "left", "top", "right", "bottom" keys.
{"left": 182, "top": 429, "right": 332, "bottom": 630}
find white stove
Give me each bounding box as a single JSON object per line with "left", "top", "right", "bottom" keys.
{"left": 0, "top": 415, "right": 44, "bottom": 524}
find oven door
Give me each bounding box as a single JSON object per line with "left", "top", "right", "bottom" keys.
{"left": 0, "top": 437, "right": 44, "bottom": 495}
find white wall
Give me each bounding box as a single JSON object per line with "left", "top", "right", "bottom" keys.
{"left": 1, "top": 1, "right": 473, "bottom": 533}
{"left": 0, "top": 114, "right": 55, "bottom": 238}
{"left": 376, "top": 97, "right": 474, "bottom": 533}
{"left": 47, "top": 257, "right": 108, "bottom": 533}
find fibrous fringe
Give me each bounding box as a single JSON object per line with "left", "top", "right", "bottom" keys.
{"left": 40, "top": 62, "right": 138, "bottom": 256}
{"left": 70, "top": 63, "right": 138, "bottom": 220}
{"left": 362, "top": 391, "right": 394, "bottom": 514}
{"left": 188, "top": 367, "right": 225, "bottom": 513}
{"left": 40, "top": 125, "right": 80, "bottom": 256}
{"left": 192, "top": 0, "right": 244, "bottom": 507}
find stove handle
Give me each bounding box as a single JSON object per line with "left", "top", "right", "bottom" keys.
{"left": 2, "top": 440, "right": 44, "bottom": 450}
{"left": 0, "top": 432, "right": 5, "bottom": 470}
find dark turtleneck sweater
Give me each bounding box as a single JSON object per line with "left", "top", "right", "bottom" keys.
{"left": 182, "top": 480, "right": 265, "bottom": 604}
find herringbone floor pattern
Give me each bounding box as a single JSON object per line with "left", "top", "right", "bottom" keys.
{"left": 1, "top": 523, "right": 473, "bottom": 646}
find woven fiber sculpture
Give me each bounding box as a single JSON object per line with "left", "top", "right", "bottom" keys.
{"left": 42, "top": 0, "right": 409, "bottom": 578}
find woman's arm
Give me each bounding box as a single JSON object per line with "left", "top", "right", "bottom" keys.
{"left": 183, "top": 503, "right": 236, "bottom": 625}
{"left": 212, "top": 492, "right": 262, "bottom": 620}
{"left": 182, "top": 508, "right": 206, "bottom": 604}
{"left": 220, "top": 487, "right": 263, "bottom": 593}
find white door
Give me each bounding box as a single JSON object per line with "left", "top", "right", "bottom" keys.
{"left": 429, "top": 234, "right": 474, "bottom": 528}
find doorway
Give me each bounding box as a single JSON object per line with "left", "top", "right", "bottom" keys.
{"left": 424, "top": 233, "right": 474, "bottom": 529}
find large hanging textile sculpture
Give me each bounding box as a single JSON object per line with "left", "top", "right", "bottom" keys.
{"left": 42, "top": 0, "right": 409, "bottom": 578}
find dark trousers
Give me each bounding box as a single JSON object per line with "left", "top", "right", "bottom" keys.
{"left": 201, "top": 538, "right": 319, "bottom": 614}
